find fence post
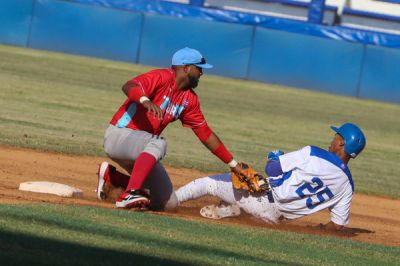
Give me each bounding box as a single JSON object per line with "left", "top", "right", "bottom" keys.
{"left": 189, "top": 0, "right": 205, "bottom": 7}
{"left": 308, "top": 0, "right": 326, "bottom": 24}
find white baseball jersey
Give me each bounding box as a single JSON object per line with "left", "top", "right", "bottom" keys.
{"left": 271, "top": 146, "right": 354, "bottom": 225}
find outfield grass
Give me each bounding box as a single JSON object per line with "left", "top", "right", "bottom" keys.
{"left": 0, "top": 44, "right": 398, "bottom": 198}
{"left": 0, "top": 204, "right": 398, "bottom": 266}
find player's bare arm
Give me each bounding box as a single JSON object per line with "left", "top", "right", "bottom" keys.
{"left": 197, "top": 130, "right": 243, "bottom": 174}
{"left": 122, "top": 81, "right": 163, "bottom": 120}
{"left": 201, "top": 131, "right": 220, "bottom": 151}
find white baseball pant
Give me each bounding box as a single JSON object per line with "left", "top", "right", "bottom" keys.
{"left": 175, "top": 173, "right": 282, "bottom": 223}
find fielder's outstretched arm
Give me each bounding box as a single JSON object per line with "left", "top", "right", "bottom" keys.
{"left": 192, "top": 125, "right": 242, "bottom": 174}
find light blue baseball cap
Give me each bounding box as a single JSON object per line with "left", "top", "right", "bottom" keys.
{"left": 171, "top": 47, "right": 213, "bottom": 69}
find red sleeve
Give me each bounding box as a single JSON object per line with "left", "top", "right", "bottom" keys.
{"left": 192, "top": 124, "right": 212, "bottom": 142}
{"left": 180, "top": 93, "right": 206, "bottom": 128}
{"left": 125, "top": 69, "right": 165, "bottom": 100}
{"left": 192, "top": 124, "right": 233, "bottom": 164}
{"left": 212, "top": 143, "right": 233, "bottom": 164}
{"left": 127, "top": 86, "right": 145, "bottom": 102}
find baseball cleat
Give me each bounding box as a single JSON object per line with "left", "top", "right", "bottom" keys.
{"left": 96, "top": 161, "right": 114, "bottom": 200}
{"left": 200, "top": 204, "right": 241, "bottom": 220}
{"left": 115, "top": 189, "right": 150, "bottom": 209}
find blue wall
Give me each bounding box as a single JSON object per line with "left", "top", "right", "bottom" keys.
{"left": 249, "top": 28, "right": 364, "bottom": 97}
{"left": 0, "top": 0, "right": 33, "bottom": 47}
{"left": 0, "top": 0, "right": 398, "bottom": 104}
{"left": 139, "top": 14, "right": 254, "bottom": 79}
{"left": 359, "top": 46, "right": 400, "bottom": 103}
{"left": 29, "top": 0, "right": 143, "bottom": 62}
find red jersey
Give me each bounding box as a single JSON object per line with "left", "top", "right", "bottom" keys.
{"left": 110, "top": 68, "right": 206, "bottom": 135}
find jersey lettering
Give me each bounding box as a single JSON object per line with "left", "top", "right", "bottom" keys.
{"left": 161, "top": 95, "right": 185, "bottom": 118}
{"left": 110, "top": 69, "right": 206, "bottom": 134}
{"left": 160, "top": 96, "right": 171, "bottom": 110}
{"left": 295, "top": 177, "right": 334, "bottom": 209}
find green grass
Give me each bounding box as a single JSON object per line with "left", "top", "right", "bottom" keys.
{"left": 0, "top": 204, "right": 398, "bottom": 265}
{"left": 1, "top": 44, "right": 399, "bottom": 198}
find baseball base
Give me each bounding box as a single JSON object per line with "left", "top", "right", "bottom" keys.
{"left": 19, "top": 181, "right": 83, "bottom": 198}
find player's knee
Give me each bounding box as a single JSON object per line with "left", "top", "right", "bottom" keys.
{"left": 164, "top": 192, "right": 179, "bottom": 210}
{"left": 146, "top": 137, "right": 167, "bottom": 160}
{"left": 103, "top": 138, "right": 112, "bottom": 157}
{"left": 155, "top": 138, "right": 167, "bottom": 159}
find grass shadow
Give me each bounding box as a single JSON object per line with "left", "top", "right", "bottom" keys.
{"left": 1, "top": 208, "right": 301, "bottom": 265}
{"left": 0, "top": 229, "right": 189, "bottom": 266}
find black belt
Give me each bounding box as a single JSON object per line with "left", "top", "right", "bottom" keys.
{"left": 267, "top": 190, "right": 274, "bottom": 203}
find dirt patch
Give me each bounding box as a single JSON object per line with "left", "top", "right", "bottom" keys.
{"left": 0, "top": 145, "right": 399, "bottom": 247}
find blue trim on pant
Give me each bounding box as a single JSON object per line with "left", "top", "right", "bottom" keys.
{"left": 267, "top": 191, "right": 274, "bottom": 203}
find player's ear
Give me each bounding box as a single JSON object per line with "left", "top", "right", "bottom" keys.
{"left": 339, "top": 138, "right": 345, "bottom": 147}
{"left": 336, "top": 134, "right": 345, "bottom": 146}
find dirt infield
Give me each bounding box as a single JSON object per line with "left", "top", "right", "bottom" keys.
{"left": 0, "top": 145, "right": 399, "bottom": 247}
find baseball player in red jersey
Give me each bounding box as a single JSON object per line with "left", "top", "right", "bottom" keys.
{"left": 97, "top": 47, "right": 245, "bottom": 210}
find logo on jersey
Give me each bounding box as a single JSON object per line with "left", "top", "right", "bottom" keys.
{"left": 160, "top": 96, "right": 187, "bottom": 119}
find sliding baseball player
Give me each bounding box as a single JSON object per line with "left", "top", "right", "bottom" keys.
{"left": 174, "top": 123, "right": 366, "bottom": 230}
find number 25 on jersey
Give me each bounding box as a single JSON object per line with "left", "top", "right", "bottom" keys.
{"left": 295, "top": 177, "right": 334, "bottom": 209}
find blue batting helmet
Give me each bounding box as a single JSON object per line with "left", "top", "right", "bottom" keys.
{"left": 330, "top": 123, "right": 366, "bottom": 158}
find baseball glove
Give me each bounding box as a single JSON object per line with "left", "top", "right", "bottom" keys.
{"left": 231, "top": 163, "right": 270, "bottom": 193}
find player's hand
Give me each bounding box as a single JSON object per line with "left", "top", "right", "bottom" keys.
{"left": 230, "top": 163, "right": 243, "bottom": 175}
{"left": 142, "top": 101, "right": 163, "bottom": 120}
{"left": 267, "top": 150, "right": 284, "bottom": 161}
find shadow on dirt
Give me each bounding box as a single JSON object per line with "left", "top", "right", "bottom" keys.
{"left": 341, "top": 227, "right": 375, "bottom": 236}
{"left": 303, "top": 224, "right": 375, "bottom": 237}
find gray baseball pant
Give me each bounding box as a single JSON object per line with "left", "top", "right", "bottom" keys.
{"left": 103, "top": 125, "right": 177, "bottom": 210}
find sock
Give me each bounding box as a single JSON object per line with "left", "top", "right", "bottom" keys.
{"left": 126, "top": 152, "right": 157, "bottom": 191}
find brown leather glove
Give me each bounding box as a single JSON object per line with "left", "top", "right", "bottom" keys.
{"left": 231, "top": 163, "right": 270, "bottom": 193}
